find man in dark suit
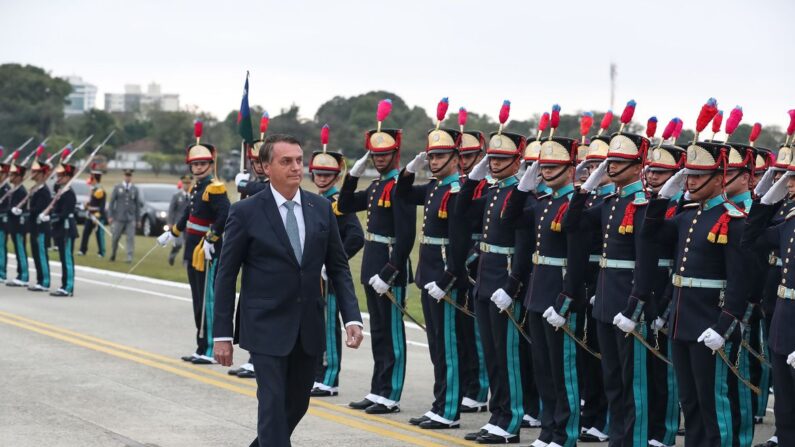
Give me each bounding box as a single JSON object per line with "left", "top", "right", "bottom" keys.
{"left": 213, "top": 134, "right": 364, "bottom": 447}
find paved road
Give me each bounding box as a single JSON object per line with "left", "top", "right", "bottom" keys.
{"left": 0, "top": 261, "right": 777, "bottom": 446}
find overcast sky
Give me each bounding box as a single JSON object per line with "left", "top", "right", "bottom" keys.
{"left": 2, "top": 0, "right": 794, "bottom": 133}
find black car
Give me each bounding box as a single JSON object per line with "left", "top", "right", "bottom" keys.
{"left": 137, "top": 183, "right": 178, "bottom": 236}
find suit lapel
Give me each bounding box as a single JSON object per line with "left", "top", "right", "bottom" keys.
{"left": 260, "top": 186, "right": 299, "bottom": 267}
{"left": 300, "top": 189, "right": 316, "bottom": 268}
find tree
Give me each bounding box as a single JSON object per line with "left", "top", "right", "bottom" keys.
{"left": 142, "top": 152, "right": 169, "bottom": 176}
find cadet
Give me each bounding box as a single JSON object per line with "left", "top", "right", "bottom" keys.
{"left": 43, "top": 153, "right": 79, "bottom": 297}
{"left": 309, "top": 125, "right": 365, "bottom": 397}
{"left": 78, "top": 164, "right": 107, "bottom": 258}
{"left": 109, "top": 169, "right": 143, "bottom": 263}
{"left": 157, "top": 121, "right": 231, "bottom": 364}
{"left": 14, "top": 147, "right": 52, "bottom": 292}
{"left": 0, "top": 148, "right": 12, "bottom": 283}
{"left": 338, "top": 99, "right": 416, "bottom": 414}
{"left": 5, "top": 153, "right": 30, "bottom": 287}
{"left": 235, "top": 138, "right": 269, "bottom": 198}
{"left": 457, "top": 101, "right": 526, "bottom": 444}
{"left": 398, "top": 99, "right": 470, "bottom": 429}
{"left": 166, "top": 175, "right": 191, "bottom": 266}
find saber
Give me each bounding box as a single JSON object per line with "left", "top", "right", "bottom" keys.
{"left": 502, "top": 306, "right": 533, "bottom": 345}
{"left": 89, "top": 213, "right": 123, "bottom": 251}
{"left": 384, "top": 290, "right": 426, "bottom": 332}
{"left": 15, "top": 136, "right": 94, "bottom": 209}
{"left": 559, "top": 323, "right": 602, "bottom": 360}
{"left": 625, "top": 329, "right": 672, "bottom": 365}
{"left": 740, "top": 339, "right": 772, "bottom": 368}
{"left": 113, "top": 241, "right": 160, "bottom": 288}
{"left": 715, "top": 347, "right": 761, "bottom": 395}
{"left": 199, "top": 256, "right": 210, "bottom": 338}
{"left": 440, "top": 293, "right": 475, "bottom": 318}
{"left": 0, "top": 137, "right": 47, "bottom": 202}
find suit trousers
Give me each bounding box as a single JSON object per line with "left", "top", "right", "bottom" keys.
{"left": 250, "top": 338, "right": 317, "bottom": 447}
{"left": 110, "top": 220, "right": 135, "bottom": 260}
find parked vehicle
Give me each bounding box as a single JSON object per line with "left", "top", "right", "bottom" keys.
{"left": 137, "top": 183, "right": 177, "bottom": 236}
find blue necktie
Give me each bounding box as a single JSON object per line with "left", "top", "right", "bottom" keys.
{"left": 283, "top": 200, "right": 302, "bottom": 262}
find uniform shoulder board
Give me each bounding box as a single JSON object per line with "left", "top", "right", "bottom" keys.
{"left": 202, "top": 181, "right": 227, "bottom": 201}
{"left": 723, "top": 201, "right": 746, "bottom": 218}
{"left": 450, "top": 181, "right": 461, "bottom": 193}
{"left": 632, "top": 191, "right": 649, "bottom": 206}
{"left": 93, "top": 188, "right": 105, "bottom": 199}
{"left": 786, "top": 208, "right": 795, "bottom": 221}
{"left": 682, "top": 203, "right": 700, "bottom": 209}
{"left": 331, "top": 200, "right": 343, "bottom": 216}
{"left": 537, "top": 192, "right": 552, "bottom": 199}
{"left": 603, "top": 192, "right": 618, "bottom": 200}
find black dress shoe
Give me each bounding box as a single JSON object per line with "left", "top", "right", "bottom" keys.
{"left": 349, "top": 398, "right": 376, "bottom": 410}
{"left": 49, "top": 289, "right": 72, "bottom": 297}
{"left": 465, "top": 430, "right": 488, "bottom": 441}
{"left": 409, "top": 415, "right": 430, "bottom": 425}
{"left": 580, "top": 432, "right": 607, "bottom": 442}
{"left": 754, "top": 441, "right": 778, "bottom": 447}
{"left": 237, "top": 369, "right": 256, "bottom": 379}
{"left": 677, "top": 428, "right": 685, "bottom": 436}
{"left": 191, "top": 356, "right": 215, "bottom": 365}
{"left": 310, "top": 388, "right": 337, "bottom": 396}
{"left": 460, "top": 404, "right": 487, "bottom": 413}
{"left": 365, "top": 403, "right": 400, "bottom": 414}
{"left": 419, "top": 420, "right": 459, "bottom": 430}
{"left": 181, "top": 354, "right": 197, "bottom": 362}
{"left": 476, "top": 433, "right": 520, "bottom": 444}
{"left": 228, "top": 367, "right": 243, "bottom": 375}
{"left": 754, "top": 416, "right": 764, "bottom": 424}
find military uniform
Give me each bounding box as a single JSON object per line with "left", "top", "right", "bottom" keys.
{"left": 338, "top": 120, "right": 416, "bottom": 413}
{"left": 5, "top": 161, "right": 29, "bottom": 287}
{"left": 108, "top": 170, "right": 142, "bottom": 262}
{"left": 79, "top": 167, "right": 107, "bottom": 257}
{"left": 168, "top": 127, "right": 231, "bottom": 363}
{"left": 45, "top": 153, "right": 81, "bottom": 297}
{"left": 166, "top": 176, "right": 191, "bottom": 266}
{"left": 644, "top": 139, "right": 749, "bottom": 447}
{"left": 0, "top": 153, "right": 12, "bottom": 283}
{"left": 25, "top": 153, "right": 53, "bottom": 291}
{"left": 456, "top": 121, "right": 527, "bottom": 444}
{"left": 237, "top": 139, "right": 269, "bottom": 198}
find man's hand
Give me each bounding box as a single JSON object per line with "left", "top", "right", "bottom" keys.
{"left": 651, "top": 317, "right": 667, "bottom": 331}
{"left": 423, "top": 282, "right": 445, "bottom": 302}
{"left": 581, "top": 160, "right": 608, "bottom": 192}
{"left": 349, "top": 153, "right": 369, "bottom": 177}
{"left": 38, "top": 214, "right": 51, "bottom": 223}
{"left": 613, "top": 312, "right": 637, "bottom": 334}
{"left": 11, "top": 207, "right": 22, "bottom": 216}
{"left": 542, "top": 306, "right": 566, "bottom": 328}
{"left": 235, "top": 172, "right": 249, "bottom": 188}
{"left": 405, "top": 152, "right": 427, "bottom": 174}
{"left": 214, "top": 341, "right": 234, "bottom": 366}
{"left": 468, "top": 156, "right": 489, "bottom": 181}
{"left": 697, "top": 328, "right": 725, "bottom": 351}
{"left": 490, "top": 288, "right": 512, "bottom": 311}
{"left": 574, "top": 160, "right": 590, "bottom": 181}
{"left": 368, "top": 274, "right": 390, "bottom": 295}
{"left": 157, "top": 231, "right": 175, "bottom": 247}
{"left": 761, "top": 175, "right": 789, "bottom": 205}
{"left": 517, "top": 161, "right": 540, "bottom": 192}
{"left": 321, "top": 265, "right": 327, "bottom": 281}
{"left": 753, "top": 168, "right": 776, "bottom": 197}
{"left": 787, "top": 351, "right": 795, "bottom": 369}
{"left": 345, "top": 324, "right": 364, "bottom": 349}
{"left": 203, "top": 240, "right": 215, "bottom": 261}
{"left": 658, "top": 170, "right": 686, "bottom": 200}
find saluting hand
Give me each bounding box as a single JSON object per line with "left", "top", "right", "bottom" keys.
{"left": 349, "top": 153, "right": 369, "bottom": 177}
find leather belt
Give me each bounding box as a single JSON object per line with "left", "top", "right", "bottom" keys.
{"left": 658, "top": 259, "right": 674, "bottom": 268}
{"left": 672, "top": 274, "right": 726, "bottom": 289}
{"left": 599, "top": 257, "right": 636, "bottom": 269}
{"left": 588, "top": 254, "right": 600, "bottom": 263}
{"left": 365, "top": 232, "right": 396, "bottom": 244}
{"left": 479, "top": 242, "right": 514, "bottom": 255}
{"left": 777, "top": 285, "right": 795, "bottom": 300}
{"left": 420, "top": 236, "right": 449, "bottom": 246}
{"left": 532, "top": 252, "right": 566, "bottom": 266}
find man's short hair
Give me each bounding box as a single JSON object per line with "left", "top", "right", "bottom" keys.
{"left": 259, "top": 134, "right": 302, "bottom": 164}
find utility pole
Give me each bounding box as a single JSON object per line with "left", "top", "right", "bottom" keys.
{"left": 610, "top": 63, "right": 617, "bottom": 111}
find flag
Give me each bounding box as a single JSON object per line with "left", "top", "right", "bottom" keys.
{"left": 237, "top": 72, "right": 254, "bottom": 145}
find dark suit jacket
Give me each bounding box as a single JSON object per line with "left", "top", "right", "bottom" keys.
{"left": 213, "top": 186, "right": 362, "bottom": 357}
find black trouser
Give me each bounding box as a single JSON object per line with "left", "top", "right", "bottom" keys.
{"left": 0, "top": 224, "right": 8, "bottom": 281}
{"left": 363, "top": 284, "right": 406, "bottom": 404}
{"left": 79, "top": 215, "right": 106, "bottom": 256}
{"left": 476, "top": 298, "right": 524, "bottom": 435}
{"left": 419, "top": 288, "right": 466, "bottom": 422}
{"left": 54, "top": 236, "right": 75, "bottom": 293}
{"left": 250, "top": 339, "right": 317, "bottom": 447}
{"left": 520, "top": 313, "right": 540, "bottom": 421}
{"left": 29, "top": 229, "right": 50, "bottom": 288}
{"left": 748, "top": 313, "right": 772, "bottom": 420}
{"left": 772, "top": 351, "right": 795, "bottom": 446}
{"left": 186, "top": 258, "right": 218, "bottom": 357}
{"left": 672, "top": 339, "right": 739, "bottom": 447}
{"left": 528, "top": 310, "right": 582, "bottom": 446}
{"left": 730, "top": 332, "right": 755, "bottom": 446}
{"left": 314, "top": 290, "right": 343, "bottom": 388}
{"left": 459, "top": 285, "right": 489, "bottom": 404}
{"left": 579, "top": 305, "right": 609, "bottom": 433}
{"left": 647, "top": 329, "right": 679, "bottom": 446}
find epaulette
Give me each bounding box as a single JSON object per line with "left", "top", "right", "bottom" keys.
{"left": 632, "top": 191, "right": 648, "bottom": 206}
{"left": 202, "top": 181, "right": 227, "bottom": 201}
{"left": 723, "top": 201, "right": 746, "bottom": 218}
{"left": 786, "top": 208, "right": 795, "bottom": 221}
{"left": 331, "top": 200, "right": 343, "bottom": 216}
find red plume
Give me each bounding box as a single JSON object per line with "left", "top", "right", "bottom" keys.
{"left": 620, "top": 100, "right": 637, "bottom": 124}
{"left": 458, "top": 107, "right": 467, "bottom": 127}
{"left": 35, "top": 145, "right": 44, "bottom": 157}
{"left": 499, "top": 100, "right": 511, "bottom": 125}
{"left": 61, "top": 148, "right": 71, "bottom": 160}
{"left": 711, "top": 110, "right": 724, "bottom": 133}
{"left": 725, "top": 106, "right": 743, "bottom": 136}
{"left": 695, "top": 98, "right": 719, "bottom": 132}
{"left": 260, "top": 111, "right": 270, "bottom": 134}
{"left": 580, "top": 112, "right": 594, "bottom": 137}
{"left": 550, "top": 104, "right": 561, "bottom": 129}
{"left": 376, "top": 99, "right": 392, "bottom": 122}
{"left": 646, "top": 116, "right": 658, "bottom": 138}
{"left": 436, "top": 97, "right": 449, "bottom": 122}
{"left": 193, "top": 120, "right": 203, "bottom": 139}
{"left": 0, "top": 147, "right": 3, "bottom": 158}
{"left": 320, "top": 124, "right": 330, "bottom": 145}
{"left": 673, "top": 119, "right": 684, "bottom": 139}
{"left": 787, "top": 109, "right": 795, "bottom": 135}
{"left": 749, "top": 123, "right": 762, "bottom": 143}
{"left": 12, "top": 150, "right": 20, "bottom": 161}
{"left": 538, "top": 112, "right": 550, "bottom": 132}
{"left": 600, "top": 110, "right": 614, "bottom": 131}
{"left": 662, "top": 118, "right": 677, "bottom": 140}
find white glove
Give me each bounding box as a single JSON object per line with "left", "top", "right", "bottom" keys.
{"left": 321, "top": 265, "right": 327, "bottom": 281}
{"left": 697, "top": 328, "right": 726, "bottom": 351}
{"left": 11, "top": 207, "right": 22, "bottom": 216}
{"left": 235, "top": 172, "right": 249, "bottom": 187}
{"left": 753, "top": 169, "right": 776, "bottom": 197}
{"left": 659, "top": 169, "right": 686, "bottom": 199}
{"left": 574, "top": 160, "right": 590, "bottom": 181}
{"left": 581, "top": 160, "right": 608, "bottom": 192}
{"left": 787, "top": 351, "right": 795, "bottom": 368}
{"left": 683, "top": 190, "right": 692, "bottom": 201}
{"left": 38, "top": 214, "right": 51, "bottom": 223}
{"left": 368, "top": 274, "right": 390, "bottom": 295}
{"left": 490, "top": 288, "right": 513, "bottom": 311}
{"left": 613, "top": 312, "right": 637, "bottom": 334}
{"left": 542, "top": 306, "right": 566, "bottom": 328}
{"left": 589, "top": 295, "right": 596, "bottom": 305}
{"left": 517, "top": 161, "right": 541, "bottom": 192}
{"left": 157, "top": 231, "right": 175, "bottom": 247}
{"left": 761, "top": 175, "right": 789, "bottom": 205}
{"left": 405, "top": 152, "right": 427, "bottom": 174}
{"left": 468, "top": 156, "right": 490, "bottom": 181}
{"left": 651, "top": 317, "right": 666, "bottom": 331}
{"left": 349, "top": 153, "right": 369, "bottom": 177}
{"left": 203, "top": 240, "right": 215, "bottom": 261}
{"left": 423, "top": 282, "right": 445, "bottom": 302}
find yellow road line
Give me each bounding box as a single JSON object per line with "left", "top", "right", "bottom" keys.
{"left": 0, "top": 312, "right": 474, "bottom": 446}
{"left": 0, "top": 310, "right": 476, "bottom": 446}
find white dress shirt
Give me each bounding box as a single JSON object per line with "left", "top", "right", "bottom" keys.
{"left": 270, "top": 184, "right": 305, "bottom": 252}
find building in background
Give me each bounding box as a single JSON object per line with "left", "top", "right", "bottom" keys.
{"left": 104, "top": 82, "right": 180, "bottom": 115}
{"left": 63, "top": 76, "right": 97, "bottom": 115}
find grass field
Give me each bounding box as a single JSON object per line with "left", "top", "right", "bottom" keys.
{"left": 4, "top": 170, "right": 428, "bottom": 323}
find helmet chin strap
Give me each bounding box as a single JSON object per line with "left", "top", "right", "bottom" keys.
{"left": 192, "top": 163, "right": 212, "bottom": 178}
{"left": 490, "top": 155, "right": 519, "bottom": 176}
{"left": 460, "top": 154, "right": 480, "bottom": 173}
{"left": 541, "top": 165, "right": 569, "bottom": 184}
{"left": 373, "top": 151, "right": 398, "bottom": 175}
{"left": 430, "top": 152, "right": 457, "bottom": 175}
{"left": 723, "top": 170, "right": 745, "bottom": 189}
{"left": 687, "top": 171, "right": 719, "bottom": 195}
{"left": 312, "top": 174, "right": 338, "bottom": 190}
{"left": 606, "top": 159, "right": 640, "bottom": 179}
